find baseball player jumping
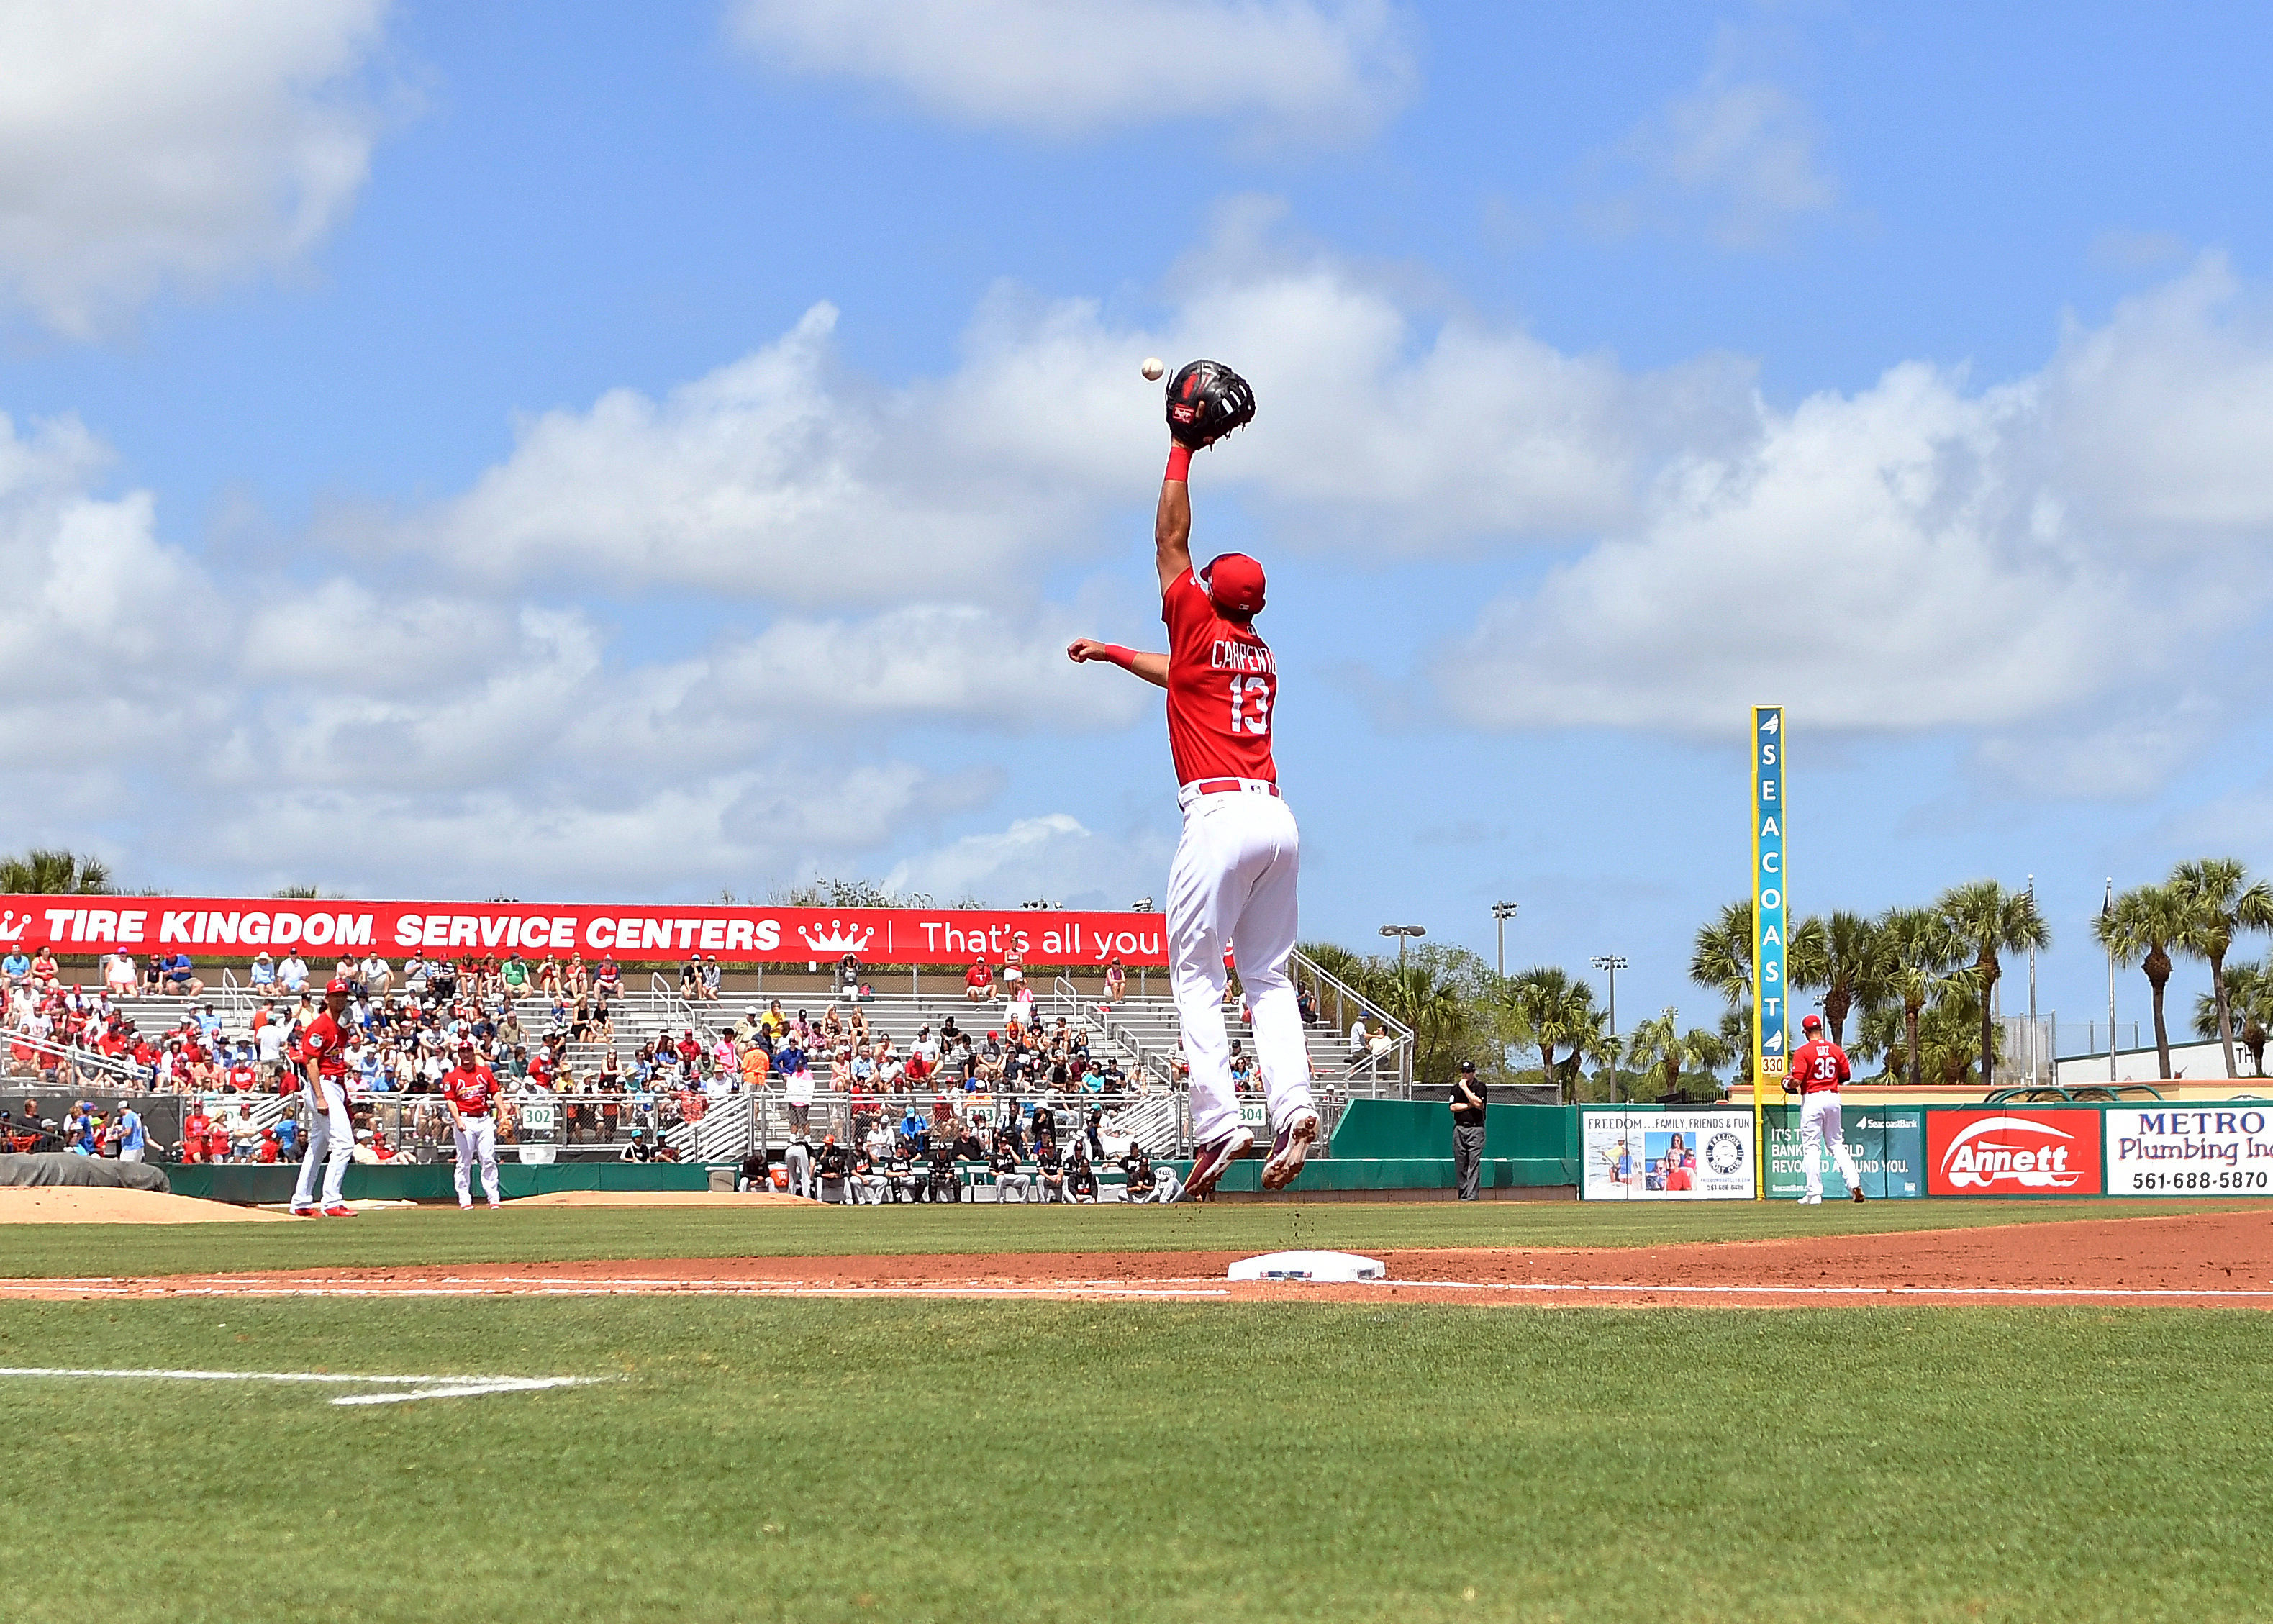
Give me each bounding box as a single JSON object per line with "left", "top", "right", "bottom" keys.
{"left": 1787, "top": 1012, "right": 1865, "bottom": 1204}
{"left": 1069, "top": 360, "right": 1317, "bottom": 1199}
{"left": 441, "top": 1040, "right": 503, "bottom": 1210}
{"left": 288, "top": 977, "right": 358, "bottom": 1217}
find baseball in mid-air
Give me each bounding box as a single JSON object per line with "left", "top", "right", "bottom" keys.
{"left": 1141, "top": 357, "right": 1165, "bottom": 381}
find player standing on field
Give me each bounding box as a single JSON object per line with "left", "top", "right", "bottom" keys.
{"left": 1786, "top": 1012, "right": 1865, "bottom": 1204}
{"left": 442, "top": 1040, "right": 504, "bottom": 1210}
{"left": 1067, "top": 359, "right": 1317, "bottom": 1199}
{"left": 289, "top": 977, "right": 358, "bottom": 1217}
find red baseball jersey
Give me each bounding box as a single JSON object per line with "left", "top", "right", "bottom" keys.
{"left": 1791, "top": 1038, "right": 1851, "bottom": 1094}
{"left": 442, "top": 1065, "right": 499, "bottom": 1116}
{"left": 1161, "top": 568, "right": 1276, "bottom": 789}
{"left": 296, "top": 1012, "right": 351, "bottom": 1079}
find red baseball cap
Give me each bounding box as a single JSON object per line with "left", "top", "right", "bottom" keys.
{"left": 1201, "top": 553, "right": 1266, "bottom": 617}
{"left": 1801, "top": 1014, "right": 1823, "bottom": 1032}
{"left": 325, "top": 979, "right": 350, "bottom": 995}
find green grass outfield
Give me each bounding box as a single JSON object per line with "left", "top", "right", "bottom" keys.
{"left": 5, "top": 1195, "right": 2259, "bottom": 1279}
{"left": 4, "top": 1297, "right": 2272, "bottom": 1623}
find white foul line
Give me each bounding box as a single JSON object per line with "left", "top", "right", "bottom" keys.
{"left": 1364, "top": 1279, "right": 2273, "bottom": 1300}
{"left": 0, "top": 1366, "right": 599, "bottom": 1405}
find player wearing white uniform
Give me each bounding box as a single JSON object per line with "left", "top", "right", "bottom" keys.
{"left": 289, "top": 978, "right": 358, "bottom": 1217}
{"left": 1786, "top": 1013, "right": 1865, "bottom": 1205}
{"left": 442, "top": 1042, "right": 503, "bottom": 1210}
{"left": 1069, "top": 359, "right": 1315, "bottom": 1200}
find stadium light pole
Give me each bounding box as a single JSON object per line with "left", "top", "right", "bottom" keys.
{"left": 1592, "top": 955, "right": 1627, "bottom": 1102}
{"left": 2105, "top": 877, "right": 2118, "bottom": 1084}
{"left": 1379, "top": 924, "right": 1425, "bottom": 974}
{"left": 1491, "top": 900, "right": 1518, "bottom": 978}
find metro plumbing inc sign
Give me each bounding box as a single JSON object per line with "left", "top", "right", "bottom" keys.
{"left": 0, "top": 896, "right": 1167, "bottom": 967}
{"left": 1925, "top": 1109, "right": 2104, "bottom": 1197}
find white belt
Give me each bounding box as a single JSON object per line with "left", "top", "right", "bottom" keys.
{"left": 1177, "top": 777, "right": 1280, "bottom": 809}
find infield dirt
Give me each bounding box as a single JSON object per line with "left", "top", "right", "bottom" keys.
{"left": 9, "top": 1206, "right": 2268, "bottom": 1305}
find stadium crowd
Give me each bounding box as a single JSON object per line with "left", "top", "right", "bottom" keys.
{"left": 0, "top": 945, "right": 1172, "bottom": 1179}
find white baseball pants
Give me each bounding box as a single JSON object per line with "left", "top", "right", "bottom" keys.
{"left": 290, "top": 1079, "right": 353, "bottom": 1210}
{"left": 1800, "top": 1092, "right": 1861, "bottom": 1199}
{"left": 1168, "top": 788, "right": 1312, "bottom": 1144}
{"left": 455, "top": 1115, "right": 500, "bottom": 1207}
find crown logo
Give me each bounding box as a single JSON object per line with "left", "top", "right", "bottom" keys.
{"left": 797, "top": 920, "right": 875, "bottom": 956}
{"left": 0, "top": 912, "right": 26, "bottom": 942}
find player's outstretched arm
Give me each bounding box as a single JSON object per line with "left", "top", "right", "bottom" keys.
{"left": 1156, "top": 447, "right": 1194, "bottom": 595}
{"left": 1066, "top": 638, "right": 1168, "bottom": 689}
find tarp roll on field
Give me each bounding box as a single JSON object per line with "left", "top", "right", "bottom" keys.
{"left": 0, "top": 1153, "right": 171, "bottom": 1194}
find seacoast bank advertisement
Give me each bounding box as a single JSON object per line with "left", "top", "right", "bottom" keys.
{"left": 0, "top": 896, "right": 1168, "bottom": 968}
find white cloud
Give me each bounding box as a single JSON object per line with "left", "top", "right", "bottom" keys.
{"left": 388, "top": 219, "right": 1754, "bottom": 596}
{"left": 1442, "top": 262, "right": 2273, "bottom": 755}
{"left": 0, "top": 0, "right": 395, "bottom": 335}
{"left": 729, "top": 0, "right": 1415, "bottom": 141}
{"left": 0, "top": 407, "right": 1143, "bottom": 897}
{"left": 1589, "top": 30, "right": 1836, "bottom": 250}
{"left": 884, "top": 813, "right": 1174, "bottom": 911}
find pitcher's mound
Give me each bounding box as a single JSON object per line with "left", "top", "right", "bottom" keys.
{"left": 0, "top": 1186, "right": 291, "bottom": 1224}
{"left": 508, "top": 1190, "right": 810, "bottom": 1208}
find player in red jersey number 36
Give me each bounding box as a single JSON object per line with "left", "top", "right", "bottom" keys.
{"left": 1068, "top": 360, "right": 1316, "bottom": 1199}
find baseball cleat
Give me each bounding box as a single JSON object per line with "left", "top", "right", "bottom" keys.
{"left": 1797, "top": 1194, "right": 1822, "bottom": 1205}
{"left": 1176, "top": 1126, "right": 1255, "bottom": 1201}
{"left": 1851, "top": 1186, "right": 1866, "bottom": 1202}
{"left": 289, "top": 1206, "right": 319, "bottom": 1217}
{"left": 321, "top": 1204, "right": 355, "bottom": 1217}
{"left": 1260, "top": 1107, "right": 1320, "bottom": 1192}
{"left": 459, "top": 1202, "right": 473, "bottom": 1210}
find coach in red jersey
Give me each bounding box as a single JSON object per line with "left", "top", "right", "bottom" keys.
{"left": 287, "top": 978, "right": 358, "bottom": 1217}
{"left": 442, "top": 1041, "right": 503, "bottom": 1210}
{"left": 1067, "top": 365, "right": 1317, "bottom": 1198}
{"left": 1784, "top": 1012, "right": 1864, "bottom": 1204}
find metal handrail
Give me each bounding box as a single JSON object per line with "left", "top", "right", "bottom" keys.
{"left": 1983, "top": 1081, "right": 2168, "bottom": 1104}
{"left": 2, "top": 1025, "right": 147, "bottom": 1084}
{"left": 1290, "top": 946, "right": 1414, "bottom": 1094}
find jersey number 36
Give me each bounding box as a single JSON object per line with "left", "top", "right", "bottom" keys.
{"left": 1229, "top": 675, "right": 1272, "bottom": 735}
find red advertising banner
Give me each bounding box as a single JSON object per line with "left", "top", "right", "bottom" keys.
{"left": 1925, "top": 1107, "right": 2105, "bottom": 1197}
{"left": 0, "top": 896, "right": 1167, "bottom": 968}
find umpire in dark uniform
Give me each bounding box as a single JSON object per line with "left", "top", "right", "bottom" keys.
{"left": 1451, "top": 1059, "right": 1487, "bottom": 1201}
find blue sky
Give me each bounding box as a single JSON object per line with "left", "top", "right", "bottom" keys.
{"left": 8, "top": 1, "right": 2273, "bottom": 1049}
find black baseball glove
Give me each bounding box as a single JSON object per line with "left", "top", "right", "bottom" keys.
{"left": 1165, "top": 359, "right": 1256, "bottom": 450}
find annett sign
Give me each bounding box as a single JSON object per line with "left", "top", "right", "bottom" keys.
{"left": 1926, "top": 1110, "right": 2102, "bottom": 1197}
{"left": 0, "top": 897, "right": 1169, "bottom": 967}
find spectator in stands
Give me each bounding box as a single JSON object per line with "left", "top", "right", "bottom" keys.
{"left": 278, "top": 952, "right": 308, "bottom": 997}
{"left": 500, "top": 952, "right": 532, "bottom": 1004}
{"left": 990, "top": 1135, "right": 1030, "bottom": 1202}
{"left": 247, "top": 949, "right": 277, "bottom": 994}
{"left": 161, "top": 951, "right": 201, "bottom": 997}
{"left": 1006, "top": 979, "right": 1037, "bottom": 1031}
{"left": 963, "top": 960, "right": 994, "bottom": 1003}
{"left": 363, "top": 953, "right": 393, "bottom": 1002}
{"left": 30, "top": 949, "right": 58, "bottom": 992}
{"left": 595, "top": 956, "right": 622, "bottom": 998}
{"left": 679, "top": 956, "right": 702, "bottom": 999}
{"left": 1002, "top": 951, "right": 1025, "bottom": 993}
{"left": 564, "top": 953, "right": 589, "bottom": 997}
{"left": 1101, "top": 956, "right": 1127, "bottom": 1006}
{"left": 1297, "top": 984, "right": 1320, "bottom": 1025}
{"left": 784, "top": 1052, "right": 814, "bottom": 1134}
{"left": 0, "top": 948, "right": 27, "bottom": 991}
{"left": 738, "top": 1039, "right": 768, "bottom": 1093}
{"left": 701, "top": 955, "right": 722, "bottom": 1002}
{"left": 103, "top": 950, "right": 135, "bottom": 999}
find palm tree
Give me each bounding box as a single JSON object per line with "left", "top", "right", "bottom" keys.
{"left": 1628, "top": 1010, "right": 1737, "bottom": 1102}
{"left": 1789, "top": 909, "right": 1884, "bottom": 1045}
{"left": 1689, "top": 899, "right": 1753, "bottom": 1007}
{"left": 2195, "top": 958, "right": 2273, "bottom": 1079}
{"left": 2169, "top": 858, "right": 2273, "bottom": 1079}
{"left": 1378, "top": 957, "right": 1471, "bottom": 1086}
{"left": 0, "top": 849, "right": 114, "bottom": 894}
{"left": 1938, "top": 879, "right": 2051, "bottom": 1091}
{"left": 2096, "top": 882, "right": 2188, "bottom": 1080}
{"left": 1877, "top": 907, "right": 1961, "bottom": 1089}
{"left": 1507, "top": 966, "right": 1600, "bottom": 1104}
